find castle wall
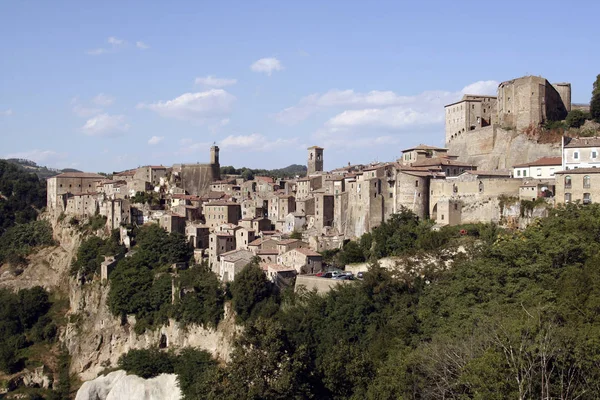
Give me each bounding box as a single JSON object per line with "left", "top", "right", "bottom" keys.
{"left": 447, "top": 125, "right": 561, "bottom": 170}
{"left": 178, "top": 164, "right": 220, "bottom": 196}
{"left": 553, "top": 83, "right": 572, "bottom": 113}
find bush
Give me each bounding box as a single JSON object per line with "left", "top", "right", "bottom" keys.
{"left": 230, "top": 258, "right": 277, "bottom": 323}
{"left": 118, "top": 348, "right": 174, "bottom": 379}
{"left": 566, "top": 109, "right": 589, "bottom": 128}
{"left": 0, "top": 220, "right": 55, "bottom": 264}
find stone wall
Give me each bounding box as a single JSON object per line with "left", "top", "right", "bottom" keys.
{"left": 176, "top": 163, "right": 220, "bottom": 196}
{"left": 447, "top": 125, "right": 561, "bottom": 170}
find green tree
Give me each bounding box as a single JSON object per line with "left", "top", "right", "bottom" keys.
{"left": 118, "top": 348, "right": 174, "bottom": 378}
{"left": 591, "top": 74, "right": 600, "bottom": 123}
{"left": 565, "top": 109, "right": 589, "bottom": 128}
{"left": 230, "top": 258, "right": 276, "bottom": 322}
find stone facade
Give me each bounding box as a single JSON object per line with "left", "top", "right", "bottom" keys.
{"left": 47, "top": 172, "right": 105, "bottom": 213}
{"left": 445, "top": 95, "right": 496, "bottom": 143}
{"left": 307, "top": 146, "right": 324, "bottom": 175}
{"left": 555, "top": 169, "right": 600, "bottom": 205}
{"left": 563, "top": 137, "right": 600, "bottom": 170}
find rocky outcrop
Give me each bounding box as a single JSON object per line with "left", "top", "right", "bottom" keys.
{"left": 75, "top": 370, "right": 181, "bottom": 400}
{"left": 448, "top": 126, "right": 561, "bottom": 170}
{"left": 65, "top": 279, "right": 237, "bottom": 381}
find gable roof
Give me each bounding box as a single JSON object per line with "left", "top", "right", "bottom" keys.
{"left": 512, "top": 156, "right": 562, "bottom": 168}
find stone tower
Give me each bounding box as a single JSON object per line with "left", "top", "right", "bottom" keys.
{"left": 210, "top": 144, "right": 221, "bottom": 181}
{"left": 307, "top": 146, "right": 324, "bottom": 175}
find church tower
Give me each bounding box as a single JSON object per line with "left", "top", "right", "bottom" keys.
{"left": 307, "top": 146, "right": 324, "bottom": 175}
{"left": 210, "top": 144, "right": 220, "bottom": 180}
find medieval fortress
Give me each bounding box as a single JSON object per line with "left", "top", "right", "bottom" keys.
{"left": 46, "top": 74, "right": 595, "bottom": 282}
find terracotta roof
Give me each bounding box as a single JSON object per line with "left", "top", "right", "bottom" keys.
{"left": 53, "top": 172, "right": 105, "bottom": 179}
{"left": 512, "top": 157, "right": 562, "bottom": 168}
{"left": 363, "top": 164, "right": 384, "bottom": 171}
{"left": 292, "top": 248, "right": 322, "bottom": 257}
{"left": 278, "top": 239, "right": 300, "bottom": 245}
{"left": 148, "top": 165, "right": 167, "bottom": 169}
{"left": 255, "top": 176, "right": 274, "bottom": 183}
{"left": 401, "top": 144, "right": 448, "bottom": 153}
{"left": 114, "top": 169, "right": 136, "bottom": 176}
{"left": 220, "top": 249, "right": 254, "bottom": 263}
{"left": 565, "top": 137, "right": 600, "bottom": 148}
{"left": 261, "top": 263, "right": 296, "bottom": 272}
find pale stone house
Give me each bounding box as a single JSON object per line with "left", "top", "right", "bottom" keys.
{"left": 513, "top": 157, "right": 561, "bottom": 179}
{"left": 555, "top": 168, "right": 600, "bottom": 205}
{"left": 563, "top": 137, "right": 600, "bottom": 170}
{"left": 219, "top": 249, "right": 255, "bottom": 282}
{"left": 203, "top": 201, "right": 242, "bottom": 228}
{"left": 278, "top": 248, "right": 323, "bottom": 274}
{"left": 47, "top": 172, "right": 105, "bottom": 213}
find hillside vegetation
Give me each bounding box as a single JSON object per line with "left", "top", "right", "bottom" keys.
{"left": 220, "top": 164, "right": 307, "bottom": 180}
{"left": 114, "top": 204, "right": 600, "bottom": 399}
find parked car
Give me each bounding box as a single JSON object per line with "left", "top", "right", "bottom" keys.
{"left": 357, "top": 271, "right": 365, "bottom": 279}
{"left": 315, "top": 271, "right": 325, "bottom": 277}
{"left": 334, "top": 274, "right": 354, "bottom": 280}
{"left": 321, "top": 272, "right": 334, "bottom": 278}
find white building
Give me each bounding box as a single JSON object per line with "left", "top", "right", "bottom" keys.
{"left": 563, "top": 137, "right": 600, "bottom": 170}
{"left": 512, "top": 157, "right": 562, "bottom": 179}
{"left": 219, "top": 249, "right": 255, "bottom": 282}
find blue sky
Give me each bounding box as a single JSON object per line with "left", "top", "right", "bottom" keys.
{"left": 0, "top": 0, "right": 597, "bottom": 173}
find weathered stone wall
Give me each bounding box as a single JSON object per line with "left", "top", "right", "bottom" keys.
{"left": 177, "top": 163, "right": 219, "bottom": 196}
{"left": 447, "top": 125, "right": 561, "bottom": 170}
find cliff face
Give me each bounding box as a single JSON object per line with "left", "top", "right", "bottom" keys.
{"left": 66, "top": 280, "right": 237, "bottom": 381}
{"left": 447, "top": 126, "right": 561, "bottom": 170}
{"left": 75, "top": 370, "right": 181, "bottom": 400}
{"left": 0, "top": 214, "right": 237, "bottom": 384}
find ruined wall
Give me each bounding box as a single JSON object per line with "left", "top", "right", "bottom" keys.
{"left": 447, "top": 125, "right": 561, "bottom": 170}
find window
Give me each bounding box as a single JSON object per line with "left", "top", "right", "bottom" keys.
{"left": 565, "top": 175, "right": 572, "bottom": 189}
{"left": 523, "top": 170, "right": 527, "bottom": 177}
{"left": 574, "top": 152, "right": 579, "bottom": 160}
{"left": 593, "top": 151, "right": 598, "bottom": 159}
{"left": 389, "top": 193, "right": 393, "bottom": 198}
{"left": 517, "top": 170, "right": 521, "bottom": 177}
{"left": 454, "top": 203, "right": 458, "bottom": 210}
{"left": 536, "top": 168, "right": 542, "bottom": 177}
{"left": 584, "top": 175, "right": 591, "bottom": 189}
{"left": 415, "top": 180, "right": 419, "bottom": 187}
{"left": 584, "top": 193, "right": 592, "bottom": 204}
{"left": 565, "top": 193, "right": 571, "bottom": 203}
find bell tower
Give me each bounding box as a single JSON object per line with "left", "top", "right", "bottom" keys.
{"left": 307, "top": 146, "right": 324, "bottom": 175}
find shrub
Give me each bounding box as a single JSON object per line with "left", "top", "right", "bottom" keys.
{"left": 565, "top": 109, "right": 589, "bottom": 128}
{"left": 118, "top": 348, "right": 174, "bottom": 379}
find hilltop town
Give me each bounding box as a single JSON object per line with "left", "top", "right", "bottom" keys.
{"left": 44, "top": 73, "right": 599, "bottom": 285}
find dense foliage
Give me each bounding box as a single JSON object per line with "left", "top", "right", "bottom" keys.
{"left": 220, "top": 164, "right": 307, "bottom": 180}
{"left": 190, "top": 204, "right": 600, "bottom": 399}
{"left": 565, "top": 109, "right": 589, "bottom": 128}
{"left": 230, "top": 257, "right": 279, "bottom": 323}
{"left": 334, "top": 208, "right": 496, "bottom": 266}
{"left": 0, "top": 160, "right": 46, "bottom": 235}
{"left": 0, "top": 220, "right": 55, "bottom": 265}
{"left": 70, "top": 229, "right": 125, "bottom": 280}
{"left": 0, "top": 287, "right": 56, "bottom": 374}
{"left": 118, "top": 348, "right": 217, "bottom": 400}
{"left": 591, "top": 74, "right": 600, "bottom": 123}
{"left": 107, "top": 224, "right": 223, "bottom": 333}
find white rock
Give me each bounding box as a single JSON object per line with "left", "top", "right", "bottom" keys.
{"left": 75, "top": 370, "right": 182, "bottom": 400}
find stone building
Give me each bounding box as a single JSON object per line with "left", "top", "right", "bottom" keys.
{"left": 307, "top": 146, "right": 324, "bottom": 175}
{"left": 99, "top": 198, "right": 131, "bottom": 230}
{"left": 219, "top": 249, "right": 255, "bottom": 282}
{"left": 134, "top": 166, "right": 168, "bottom": 187}
{"left": 65, "top": 192, "right": 99, "bottom": 218}
{"left": 159, "top": 213, "right": 186, "bottom": 234}
{"left": 47, "top": 172, "right": 105, "bottom": 213}
{"left": 497, "top": 76, "right": 569, "bottom": 132}
{"left": 278, "top": 248, "right": 323, "bottom": 274}
{"left": 203, "top": 201, "right": 242, "bottom": 228}
{"left": 555, "top": 168, "right": 600, "bottom": 205}
{"left": 563, "top": 137, "right": 600, "bottom": 170}
{"left": 445, "top": 95, "right": 497, "bottom": 144}
{"left": 173, "top": 145, "right": 221, "bottom": 196}
{"left": 512, "top": 156, "right": 561, "bottom": 179}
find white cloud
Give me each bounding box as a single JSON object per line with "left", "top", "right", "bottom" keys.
{"left": 81, "top": 114, "right": 130, "bottom": 136}
{"left": 325, "top": 107, "right": 441, "bottom": 130}
{"left": 194, "top": 75, "right": 237, "bottom": 87}
{"left": 148, "top": 136, "right": 164, "bottom": 145}
{"left": 107, "top": 36, "right": 126, "bottom": 46}
{"left": 137, "top": 89, "right": 236, "bottom": 122}
{"left": 72, "top": 104, "right": 102, "bottom": 117}
{"left": 1, "top": 109, "right": 13, "bottom": 116}
{"left": 92, "top": 93, "right": 115, "bottom": 107}
{"left": 220, "top": 134, "right": 297, "bottom": 152}
{"left": 250, "top": 57, "right": 283, "bottom": 76}
{"left": 87, "top": 36, "right": 127, "bottom": 55}
{"left": 136, "top": 41, "right": 150, "bottom": 49}
{"left": 4, "top": 149, "right": 66, "bottom": 164}
{"left": 461, "top": 80, "right": 499, "bottom": 96}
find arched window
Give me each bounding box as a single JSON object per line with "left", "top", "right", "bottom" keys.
{"left": 565, "top": 175, "right": 572, "bottom": 189}
{"left": 584, "top": 175, "right": 591, "bottom": 189}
